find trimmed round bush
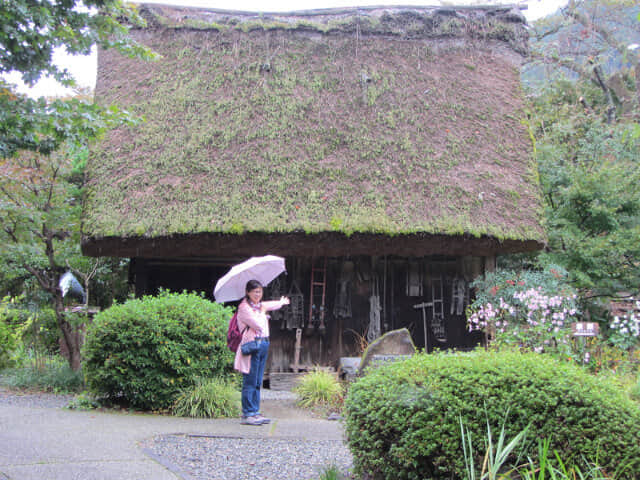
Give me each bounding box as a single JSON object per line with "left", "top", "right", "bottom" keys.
{"left": 83, "top": 291, "right": 234, "bottom": 410}
{"left": 344, "top": 350, "right": 640, "bottom": 480}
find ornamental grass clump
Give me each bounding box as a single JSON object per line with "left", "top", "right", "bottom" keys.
{"left": 293, "top": 368, "right": 343, "bottom": 409}
{"left": 83, "top": 291, "right": 234, "bottom": 410}
{"left": 172, "top": 377, "right": 240, "bottom": 418}
{"left": 343, "top": 350, "right": 640, "bottom": 480}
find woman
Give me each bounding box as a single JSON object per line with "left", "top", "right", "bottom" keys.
{"left": 234, "top": 279, "right": 289, "bottom": 426}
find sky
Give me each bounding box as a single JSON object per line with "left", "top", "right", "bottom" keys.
{"left": 4, "top": 0, "right": 569, "bottom": 98}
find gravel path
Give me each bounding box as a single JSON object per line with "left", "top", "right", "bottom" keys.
{"left": 141, "top": 434, "right": 354, "bottom": 480}
{"left": 141, "top": 389, "right": 355, "bottom": 480}
{"left": 0, "top": 386, "right": 73, "bottom": 409}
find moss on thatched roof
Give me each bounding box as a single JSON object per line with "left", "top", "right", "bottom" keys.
{"left": 83, "top": 4, "right": 545, "bottom": 255}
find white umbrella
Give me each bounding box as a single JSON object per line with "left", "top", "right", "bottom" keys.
{"left": 214, "top": 255, "right": 286, "bottom": 303}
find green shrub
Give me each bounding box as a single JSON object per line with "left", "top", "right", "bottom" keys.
{"left": 1, "top": 356, "right": 84, "bottom": 393}
{"left": 293, "top": 368, "right": 343, "bottom": 409}
{"left": 344, "top": 350, "right": 640, "bottom": 480}
{"left": 82, "top": 291, "right": 234, "bottom": 410}
{"left": 172, "top": 377, "right": 240, "bottom": 418}
{"left": 0, "top": 319, "right": 16, "bottom": 369}
{"left": 632, "top": 375, "right": 640, "bottom": 402}
{"left": 66, "top": 391, "right": 100, "bottom": 410}
{"left": 0, "top": 297, "right": 18, "bottom": 368}
{"left": 18, "top": 307, "right": 60, "bottom": 355}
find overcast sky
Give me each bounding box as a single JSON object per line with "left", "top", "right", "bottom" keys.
{"left": 5, "top": 0, "right": 569, "bottom": 98}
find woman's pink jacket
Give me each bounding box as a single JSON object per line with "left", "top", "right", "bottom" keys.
{"left": 233, "top": 298, "right": 287, "bottom": 374}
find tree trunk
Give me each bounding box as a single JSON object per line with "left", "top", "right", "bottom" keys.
{"left": 636, "top": 63, "right": 640, "bottom": 115}
{"left": 592, "top": 64, "right": 617, "bottom": 124}
{"left": 54, "top": 292, "right": 83, "bottom": 371}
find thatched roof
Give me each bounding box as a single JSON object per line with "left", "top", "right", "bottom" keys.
{"left": 82, "top": 4, "right": 545, "bottom": 258}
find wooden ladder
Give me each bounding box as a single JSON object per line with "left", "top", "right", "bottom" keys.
{"left": 309, "top": 257, "right": 327, "bottom": 331}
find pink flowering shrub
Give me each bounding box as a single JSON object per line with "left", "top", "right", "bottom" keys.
{"left": 467, "top": 266, "right": 580, "bottom": 354}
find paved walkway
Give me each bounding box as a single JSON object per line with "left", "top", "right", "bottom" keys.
{"left": 0, "top": 391, "right": 345, "bottom": 480}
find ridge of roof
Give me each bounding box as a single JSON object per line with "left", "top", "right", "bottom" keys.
{"left": 138, "top": 3, "right": 526, "bottom": 17}
{"left": 138, "top": 3, "right": 528, "bottom": 54}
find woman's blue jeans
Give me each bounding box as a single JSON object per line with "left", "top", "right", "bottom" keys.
{"left": 241, "top": 338, "right": 269, "bottom": 417}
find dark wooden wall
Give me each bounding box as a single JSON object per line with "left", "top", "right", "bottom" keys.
{"left": 131, "top": 255, "right": 488, "bottom": 372}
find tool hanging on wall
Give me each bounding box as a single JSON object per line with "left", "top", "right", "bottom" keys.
{"left": 309, "top": 257, "right": 327, "bottom": 331}
{"left": 268, "top": 275, "right": 284, "bottom": 323}
{"left": 284, "top": 280, "right": 304, "bottom": 330}
{"left": 333, "top": 260, "right": 353, "bottom": 320}
{"left": 430, "top": 275, "right": 447, "bottom": 342}
{"left": 367, "top": 275, "right": 382, "bottom": 343}
{"left": 406, "top": 260, "right": 423, "bottom": 296}
{"left": 382, "top": 256, "right": 387, "bottom": 331}
{"left": 450, "top": 277, "right": 468, "bottom": 316}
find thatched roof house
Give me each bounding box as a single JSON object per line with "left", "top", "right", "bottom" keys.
{"left": 82, "top": 3, "right": 544, "bottom": 259}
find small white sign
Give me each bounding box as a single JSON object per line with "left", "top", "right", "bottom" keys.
{"left": 571, "top": 322, "right": 599, "bottom": 337}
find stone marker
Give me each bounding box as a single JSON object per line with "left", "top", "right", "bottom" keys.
{"left": 358, "top": 328, "right": 416, "bottom": 375}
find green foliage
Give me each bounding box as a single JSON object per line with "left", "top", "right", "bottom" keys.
{"left": 0, "top": 0, "right": 155, "bottom": 157}
{"left": 518, "top": 438, "right": 613, "bottom": 480}
{"left": 82, "top": 291, "right": 235, "bottom": 410}
{"left": 0, "top": 92, "right": 141, "bottom": 157}
{"left": 0, "top": 140, "right": 133, "bottom": 369}
{"left": 66, "top": 391, "right": 101, "bottom": 410}
{"left": 343, "top": 350, "right": 640, "bottom": 480}
{"left": 317, "top": 464, "right": 343, "bottom": 480}
{"left": 172, "top": 377, "right": 240, "bottom": 418}
{"left": 16, "top": 307, "right": 59, "bottom": 356}
{"left": 293, "top": 369, "right": 343, "bottom": 409}
{"left": 0, "top": 356, "right": 84, "bottom": 393}
{"left": 530, "top": 78, "right": 640, "bottom": 301}
{"left": 460, "top": 414, "right": 529, "bottom": 480}
{"left": 0, "top": 297, "right": 18, "bottom": 368}
{"left": 632, "top": 376, "right": 640, "bottom": 402}
{"left": 0, "top": 1, "right": 146, "bottom": 359}
{"left": 469, "top": 265, "right": 575, "bottom": 307}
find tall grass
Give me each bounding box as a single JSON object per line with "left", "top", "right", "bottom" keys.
{"left": 459, "top": 416, "right": 619, "bottom": 480}
{"left": 172, "top": 378, "right": 240, "bottom": 418}
{"left": 293, "top": 368, "right": 343, "bottom": 409}
{"left": 460, "top": 414, "right": 528, "bottom": 480}
{"left": 518, "top": 438, "right": 615, "bottom": 480}
{"left": 317, "top": 464, "right": 343, "bottom": 480}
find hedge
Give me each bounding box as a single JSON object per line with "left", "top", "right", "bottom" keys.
{"left": 344, "top": 350, "right": 640, "bottom": 480}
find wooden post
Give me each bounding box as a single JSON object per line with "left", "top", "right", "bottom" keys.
{"left": 484, "top": 255, "right": 496, "bottom": 274}
{"left": 292, "top": 328, "right": 302, "bottom": 372}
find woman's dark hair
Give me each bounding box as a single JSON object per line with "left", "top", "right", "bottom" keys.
{"left": 245, "top": 280, "right": 263, "bottom": 300}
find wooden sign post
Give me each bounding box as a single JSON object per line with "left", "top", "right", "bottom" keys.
{"left": 571, "top": 322, "right": 599, "bottom": 365}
